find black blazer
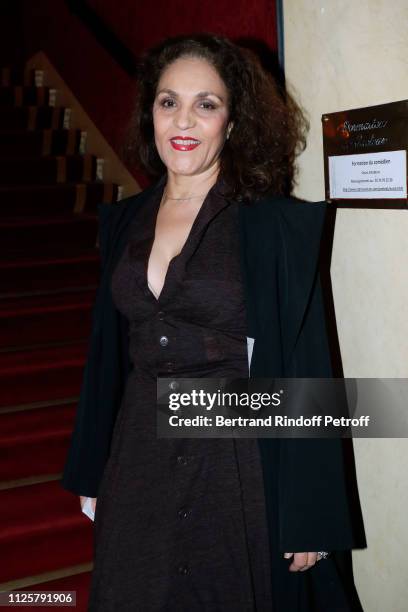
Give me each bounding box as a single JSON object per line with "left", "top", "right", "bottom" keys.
{"left": 61, "top": 178, "right": 364, "bottom": 611}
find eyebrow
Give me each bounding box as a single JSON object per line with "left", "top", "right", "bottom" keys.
{"left": 156, "top": 88, "right": 224, "bottom": 102}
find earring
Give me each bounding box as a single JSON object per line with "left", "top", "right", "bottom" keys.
{"left": 226, "top": 126, "right": 232, "bottom": 140}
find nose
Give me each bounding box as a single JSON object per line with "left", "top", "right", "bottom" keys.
{"left": 173, "top": 105, "right": 195, "bottom": 130}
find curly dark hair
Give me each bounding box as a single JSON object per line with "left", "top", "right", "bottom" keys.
{"left": 122, "top": 32, "right": 309, "bottom": 203}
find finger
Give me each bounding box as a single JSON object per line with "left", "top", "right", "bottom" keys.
{"left": 289, "top": 552, "right": 308, "bottom": 572}
{"left": 283, "top": 552, "right": 293, "bottom": 559}
{"left": 300, "top": 552, "right": 318, "bottom": 571}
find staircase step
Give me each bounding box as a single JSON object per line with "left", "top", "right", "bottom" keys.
{"left": 0, "top": 480, "right": 93, "bottom": 583}
{"left": 0, "top": 155, "right": 98, "bottom": 185}
{"left": 0, "top": 342, "right": 87, "bottom": 408}
{"left": 0, "top": 182, "right": 118, "bottom": 216}
{"left": 0, "top": 402, "right": 77, "bottom": 481}
{"left": 0, "top": 129, "right": 82, "bottom": 157}
{"left": 0, "top": 86, "right": 52, "bottom": 107}
{"left": 0, "top": 214, "right": 98, "bottom": 255}
{"left": 0, "top": 59, "right": 127, "bottom": 593}
{"left": 0, "top": 106, "right": 66, "bottom": 131}
{"left": 0, "top": 289, "right": 95, "bottom": 348}
{"left": 1, "top": 66, "right": 32, "bottom": 87}
{"left": 0, "top": 250, "right": 99, "bottom": 294}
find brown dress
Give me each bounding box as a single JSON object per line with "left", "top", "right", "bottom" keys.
{"left": 87, "top": 177, "right": 273, "bottom": 611}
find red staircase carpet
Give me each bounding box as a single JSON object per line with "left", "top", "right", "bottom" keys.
{"left": 0, "top": 65, "right": 118, "bottom": 608}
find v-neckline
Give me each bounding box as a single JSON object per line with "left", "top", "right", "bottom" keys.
{"left": 145, "top": 182, "right": 213, "bottom": 303}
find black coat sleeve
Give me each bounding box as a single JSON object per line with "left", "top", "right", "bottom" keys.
{"left": 279, "top": 276, "right": 356, "bottom": 551}
{"left": 60, "top": 203, "right": 126, "bottom": 498}
{"left": 277, "top": 199, "right": 356, "bottom": 551}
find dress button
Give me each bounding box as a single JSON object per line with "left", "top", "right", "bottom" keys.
{"left": 169, "top": 380, "right": 179, "bottom": 391}
{"left": 164, "top": 361, "right": 174, "bottom": 372}
{"left": 176, "top": 455, "right": 188, "bottom": 465}
{"left": 159, "top": 335, "right": 169, "bottom": 347}
{"left": 178, "top": 507, "right": 189, "bottom": 519}
{"left": 177, "top": 564, "right": 190, "bottom": 575}
{"left": 157, "top": 310, "right": 165, "bottom": 320}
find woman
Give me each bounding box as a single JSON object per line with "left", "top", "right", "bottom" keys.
{"left": 61, "top": 33, "right": 363, "bottom": 611}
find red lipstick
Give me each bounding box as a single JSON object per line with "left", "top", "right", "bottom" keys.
{"left": 170, "top": 136, "right": 201, "bottom": 151}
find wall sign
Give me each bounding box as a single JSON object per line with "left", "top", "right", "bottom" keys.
{"left": 322, "top": 100, "right": 407, "bottom": 208}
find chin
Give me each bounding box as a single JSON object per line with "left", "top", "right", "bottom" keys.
{"left": 167, "top": 163, "right": 202, "bottom": 176}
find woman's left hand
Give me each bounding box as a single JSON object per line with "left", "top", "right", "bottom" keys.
{"left": 283, "top": 552, "right": 320, "bottom": 572}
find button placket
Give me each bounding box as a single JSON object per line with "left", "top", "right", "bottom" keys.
{"left": 157, "top": 311, "right": 175, "bottom": 371}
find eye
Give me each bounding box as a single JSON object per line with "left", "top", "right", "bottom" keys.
{"left": 159, "top": 97, "right": 176, "bottom": 108}
{"left": 199, "top": 101, "right": 216, "bottom": 110}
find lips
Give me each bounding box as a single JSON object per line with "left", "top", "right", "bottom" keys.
{"left": 170, "top": 137, "right": 201, "bottom": 151}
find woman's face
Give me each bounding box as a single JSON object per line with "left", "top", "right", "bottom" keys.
{"left": 152, "top": 56, "right": 232, "bottom": 178}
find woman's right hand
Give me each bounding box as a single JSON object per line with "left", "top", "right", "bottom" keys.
{"left": 80, "top": 495, "right": 97, "bottom": 513}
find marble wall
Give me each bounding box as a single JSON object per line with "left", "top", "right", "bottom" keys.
{"left": 283, "top": 1, "right": 408, "bottom": 610}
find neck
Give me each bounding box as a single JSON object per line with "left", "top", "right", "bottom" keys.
{"left": 164, "top": 165, "right": 219, "bottom": 200}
